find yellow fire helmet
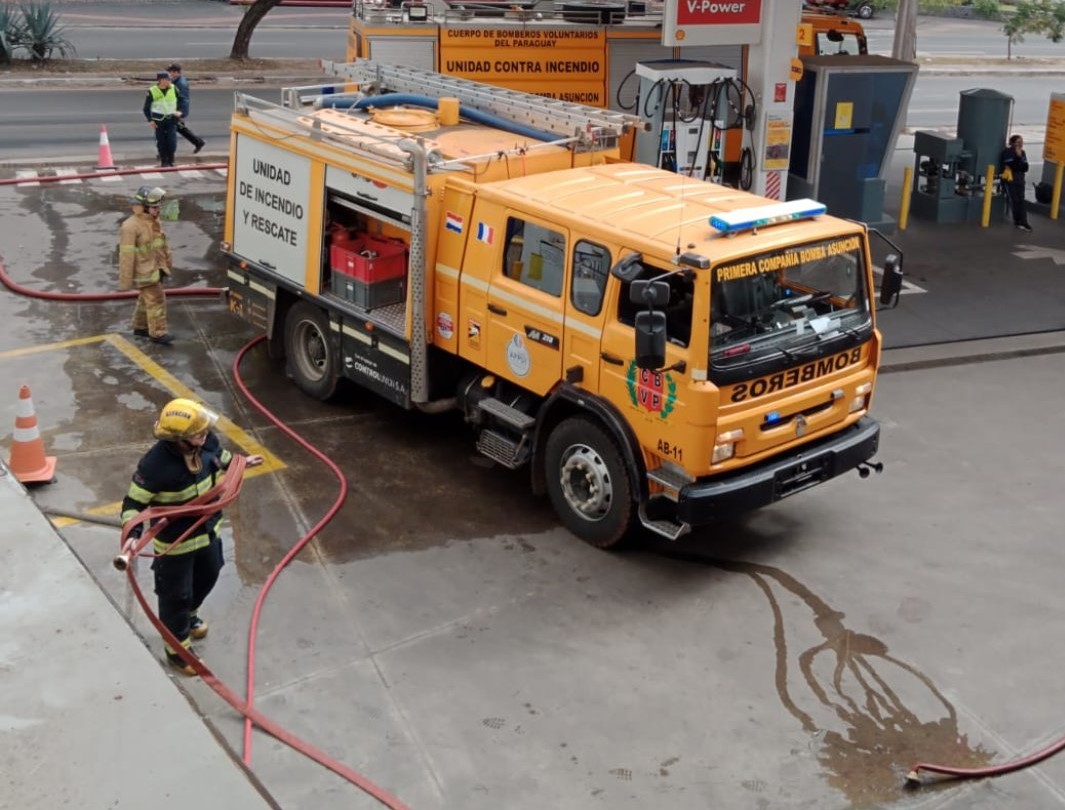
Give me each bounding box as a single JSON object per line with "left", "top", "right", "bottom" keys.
{"left": 153, "top": 398, "right": 219, "bottom": 441}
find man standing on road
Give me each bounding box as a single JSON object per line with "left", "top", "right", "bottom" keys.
{"left": 1001, "top": 134, "right": 1032, "bottom": 232}
{"left": 167, "top": 63, "right": 206, "bottom": 155}
{"left": 144, "top": 70, "right": 179, "bottom": 167}
{"left": 121, "top": 398, "right": 264, "bottom": 675}
{"left": 119, "top": 185, "right": 174, "bottom": 345}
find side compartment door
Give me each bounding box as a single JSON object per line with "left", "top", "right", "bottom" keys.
{"left": 484, "top": 214, "right": 566, "bottom": 393}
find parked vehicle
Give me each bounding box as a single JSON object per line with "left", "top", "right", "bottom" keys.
{"left": 804, "top": 0, "right": 875, "bottom": 20}
{"left": 222, "top": 62, "right": 901, "bottom": 548}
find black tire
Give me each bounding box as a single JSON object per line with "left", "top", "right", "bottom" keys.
{"left": 544, "top": 417, "right": 634, "bottom": 549}
{"left": 284, "top": 301, "right": 338, "bottom": 401}
{"left": 856, "top": 3, "right": 873, "bottom": 19}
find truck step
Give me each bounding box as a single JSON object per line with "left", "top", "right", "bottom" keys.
{"left": 638, "top": 505, "right": 691, "bottom": 542}
{"left": 646, "top": 465, "right": 692, "bottom": 500}
{"left": 476, "top": 428, "right": 529, "bottom": 470}
{"left": 478, "top": 397, "right": 536, "bottom": 431}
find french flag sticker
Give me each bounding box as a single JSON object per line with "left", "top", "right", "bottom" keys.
{"left": 445, "top": 212, "right": 463, "bottom": 234}
{"left": 476, "top": 222, "right": 495, "bottom": 245}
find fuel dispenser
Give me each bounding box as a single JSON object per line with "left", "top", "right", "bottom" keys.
{"left": 632, "top": 60, "right": 737, "bottom": 181}
{"left": 788, "top": 55, "right": 918, "bottom": 229}
{"left": 909, "top": 88, "right": 1013, "bottom": 223}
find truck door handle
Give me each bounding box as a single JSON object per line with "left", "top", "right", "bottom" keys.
{"left": 487, "top": 303, "right": 507, "bottom": 315}
{"left": 600, "top": 351, "right": 625, "bottom": 366}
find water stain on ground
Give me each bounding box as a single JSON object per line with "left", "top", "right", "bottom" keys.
{"left": 655, "top": 543, "right": 995, "bottom": 809}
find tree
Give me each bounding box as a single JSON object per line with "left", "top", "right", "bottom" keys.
{"left": 1003, "top": 0, "right": 1065, "bottom": 59}
{"left": 229, "top": 0, "right": 284, "bottom": 61}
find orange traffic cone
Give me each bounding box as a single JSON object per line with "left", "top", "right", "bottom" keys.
{"left": 7, "top": 385, "right": 56, "bottom": 484}
{"left": 96, "top": 125, "right": 116, "bottom": 171}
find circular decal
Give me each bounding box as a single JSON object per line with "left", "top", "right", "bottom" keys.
{"left": 506, "top": 333, "right": 531, "bottom": 377}
{"left": 436, "top": 311, "right": 454, "bottom": 340}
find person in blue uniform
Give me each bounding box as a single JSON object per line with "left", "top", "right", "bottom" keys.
{"left": 1000, "top": 134, "right": 1032, "bottom": 232}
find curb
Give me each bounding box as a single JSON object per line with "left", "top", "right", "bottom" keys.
{"left": 3, "top": 62, "right": 1065, "bottom": 90}
{"left": 0, "top": 73, "right": 330, "bottom": 89}
{"left": 881, "top": 330, "right": 1065, "bottom": 373}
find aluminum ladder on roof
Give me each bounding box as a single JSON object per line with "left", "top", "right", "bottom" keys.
{"left": 320, "top": 59, "right": 647, "bottom": 149}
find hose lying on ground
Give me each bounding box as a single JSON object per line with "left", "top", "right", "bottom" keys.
{"left": 1, "top": 254, "right": 410, "bottom": 810}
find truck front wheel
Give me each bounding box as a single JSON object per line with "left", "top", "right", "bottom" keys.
{"left": 544, "top": 417, "right": 634, "bottom": 549}
{"left": 284, "top": 301, "right": 338, "bottom": 401}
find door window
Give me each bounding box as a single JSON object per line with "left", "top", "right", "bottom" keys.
{"left": 617, "top": 260, "right": 694, "bottom": 348}
{"left": 503, "top": 217, "right": 566, "bottom": 297}
{"left": 571, "top": 240, "right": 611, "bottom": 316}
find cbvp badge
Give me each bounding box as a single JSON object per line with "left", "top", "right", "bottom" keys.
{"left": 506, "top": 333, "right": 531, "bottom": 377}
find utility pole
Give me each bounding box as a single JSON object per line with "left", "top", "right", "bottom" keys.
{"left": 892, "top": 0, "right": 918, "bottom": 62}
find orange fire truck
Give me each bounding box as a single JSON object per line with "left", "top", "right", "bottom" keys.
{"left": 222, "top": 62, "right": 901, "bottom": 547}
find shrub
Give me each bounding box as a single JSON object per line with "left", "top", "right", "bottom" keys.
{"left": 972, "top": 0, "right": 1002, "bottom": 18}
{"left": 0, "top": 5, "right": 26, "bottom": 65}
{"left": 18, "top": 3, "right": 75, "bottom": 62}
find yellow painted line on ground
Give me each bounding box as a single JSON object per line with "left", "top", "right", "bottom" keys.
{"left": 104, "top": 334, "right": 285, "bottom": 474}
{"left": 0, "top": 334, "right": 106, "bottom": 359}
{"left": 50, "top": 501, "right": 122, "bottom": 530}
{"left": 2, "top": 331, "right": 286, "bottom": 528}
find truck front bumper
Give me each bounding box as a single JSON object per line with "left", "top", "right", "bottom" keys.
{"left": 676, "top": 417, "right": 880, "bottom": 525}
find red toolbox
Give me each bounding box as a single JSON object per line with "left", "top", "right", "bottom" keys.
{"left": 329, "top": 235, "right": 407, "bottom": 283}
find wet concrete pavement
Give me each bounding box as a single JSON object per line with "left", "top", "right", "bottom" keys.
{"left": 4, "top": 170, "right": 1065, "bottom": 809}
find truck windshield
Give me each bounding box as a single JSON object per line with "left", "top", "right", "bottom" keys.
{"left": 709, "top": 234, "right": 870, "bottom": 381}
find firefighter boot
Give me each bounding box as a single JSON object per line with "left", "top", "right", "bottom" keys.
{"left": 189, "top": 614, "right": 208, "bottom": 640}
{"left": 165, "top": 645, "right": 199, "bottom": 676}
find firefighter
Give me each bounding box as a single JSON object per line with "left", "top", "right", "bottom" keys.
{"left": 119, "top": 185, "right": 174, "bottom": 345}
{"left": 121, "top": 398, "right": 264, "bottom": 675}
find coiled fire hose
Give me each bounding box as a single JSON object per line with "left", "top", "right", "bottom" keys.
{"left": 1, "top": 256, "right": 411, "bottom": 809}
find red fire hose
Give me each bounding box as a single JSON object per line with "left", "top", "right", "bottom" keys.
{"left": 907, "top": 737, "right": 1065, "bottom": 786}
{"left": 1, "top": 255, "right": 410, "bottom": 810}
{"left": 0, "top": 163, "right": 229, "bottom": 188}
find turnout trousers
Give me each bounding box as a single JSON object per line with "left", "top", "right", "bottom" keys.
{"left": 131, "top": 282, "right": 167, "bottom": 338}
{"left": 152, "top": 536, "right": 224, "bottom": 650}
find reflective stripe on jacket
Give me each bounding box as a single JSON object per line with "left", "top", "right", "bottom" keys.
{"left": 121, "top": 433, "right": 235, "bottom": 555}
{"left": 118, "top": 211, "right": 171, "bottom": 289}
{"left": 148, "top": 84, "right": 178, "bottom": 120}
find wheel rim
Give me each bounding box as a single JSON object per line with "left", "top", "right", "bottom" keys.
{"left": 293, "top": 319, "right": 328, "bottom": 382}
{"left": 558, "top": 443, "right": 613, "bottom": 522}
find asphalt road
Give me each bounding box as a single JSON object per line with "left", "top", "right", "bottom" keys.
{"left": 2, "top": 5, "right": 1063, "bottom": 162}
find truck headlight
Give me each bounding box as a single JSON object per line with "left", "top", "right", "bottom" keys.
{"left": 849, "top": 382, "right": 873, "bottom": 414}
{"left": 712, "top": 429, "right": 744, "bottom": 464}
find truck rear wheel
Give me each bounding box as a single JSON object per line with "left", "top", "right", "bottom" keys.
{"left": 284, "top": 301, "right": 338, "bottom": 401}
{"left": 544, "top": 417, "right": 633, "bottom": 549}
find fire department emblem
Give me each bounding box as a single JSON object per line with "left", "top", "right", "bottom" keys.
{"left": 626, "top": 361, "right": 677, "bottom": 420}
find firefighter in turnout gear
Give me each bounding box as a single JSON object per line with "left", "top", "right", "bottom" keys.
{"left": 119, "top": 185, "right": 174, "bottom": 345}
{"left": 121, "top": 398, "right": 264, "bottom": 675}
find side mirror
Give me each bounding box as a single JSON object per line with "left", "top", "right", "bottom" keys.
{"left": 879, "top": 253, "right": 903, "bottom": 307}
{"left": 630, "top": 279, "right": 671, "bottom": 307}
{"left": 634, "top": 311, "right": 667, "bottom": 370}
{"left": 610, "top": 252, "right": 643, "bottom": 282}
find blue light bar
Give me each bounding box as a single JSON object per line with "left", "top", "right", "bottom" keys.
{"left": 709, "top": 199, "right": 827, "bottom": 234}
